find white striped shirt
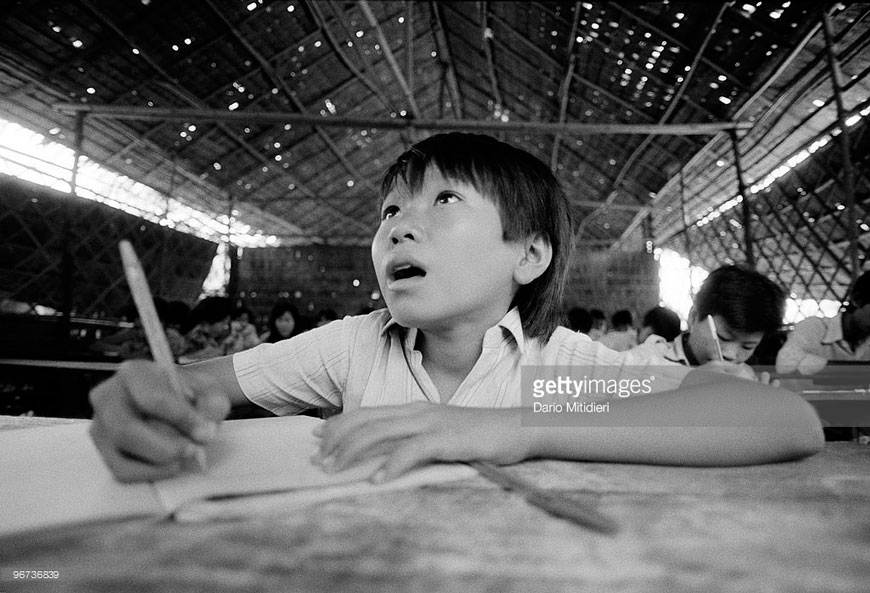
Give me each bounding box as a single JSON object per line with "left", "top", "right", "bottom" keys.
{"left": 234, "top": 308, "right": 688, "bottom": 415}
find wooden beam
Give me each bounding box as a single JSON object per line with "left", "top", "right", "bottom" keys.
{"left": 53, "top": 104, "right": 751, "bottom": 136}
{"left": 358, "top": 0, "right": 421, "bottom": 119}
{"left": 822, "top": 7, "right": 861, "bottom": 282}
{"left": 429, "top": 1, "right": 464, "bottom": 119}
{"left": 550, "top": 1, "right": 582, "bottom": 170}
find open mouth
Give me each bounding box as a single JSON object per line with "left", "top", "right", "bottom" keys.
{"left": 391, "top": 264, "right": 426, "bottom": 282}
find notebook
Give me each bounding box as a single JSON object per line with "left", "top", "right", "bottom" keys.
{"left": 0, "top": 416, "right": 476, "bottom": 535}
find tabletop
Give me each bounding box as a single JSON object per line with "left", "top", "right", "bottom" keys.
{"left": 1, "top": 415, "right": 869, "bottom": 593}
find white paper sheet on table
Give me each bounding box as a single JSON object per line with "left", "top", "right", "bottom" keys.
{"left": 0, "top": 416, "right": 476, "bottom": 535}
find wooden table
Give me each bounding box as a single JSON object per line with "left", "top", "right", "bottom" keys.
{"left": 1, "top": 415, "right": 869, "bottom": 592}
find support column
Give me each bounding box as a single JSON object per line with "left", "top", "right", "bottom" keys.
{"left": 226, "top": 195, "right": 238, "bottom": 298}
{"left": 677, "top": 166, "right": 696, "bottom": 299}
{"left": 821, "top": 8, "right": 861, "bottom": 282}
{"left": 160, "top": 153, "right": 177, "bottom": 297}
{"left": 729, "top": 128, "right": 754, "bottom": 268}
{"left": 62, "top": 113, "right": 85, "bottom": 339}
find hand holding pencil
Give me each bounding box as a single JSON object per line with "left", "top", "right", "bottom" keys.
{"left": 88, "top": 241, "right": 230, "bottom": 483}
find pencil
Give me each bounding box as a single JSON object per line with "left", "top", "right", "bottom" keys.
{"left": 118, "top": 240, "right": 205, "bottom": 469}
{"left": 469, "top": 461, "right": 618, "bottom": 534}
{"left": 706, "top": 315, "right": 725, "bottom": 362}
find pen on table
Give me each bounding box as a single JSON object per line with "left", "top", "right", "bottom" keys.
{"left": 118, "top": 239, "right": 206, "bottom": 470}
{"left": 469, "top": 461, "right": 618, "bottom": 534}
{"left": 706, "top": 315, "right": 725, "bottom": 362}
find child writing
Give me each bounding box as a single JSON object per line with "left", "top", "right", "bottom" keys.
{"left": 633, "top": 264, "right": 785, "bottom": 384}
{"left": 89, "top": 133, "right": 823, "bottom": 484}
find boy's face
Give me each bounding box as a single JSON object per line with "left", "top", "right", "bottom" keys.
{"left": 372, "top": 167, "right": 525, "bottom": 333}
{"left": 687, "top": 313, "right": 764, "bottom": 364}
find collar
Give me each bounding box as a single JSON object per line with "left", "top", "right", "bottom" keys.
{"left": 379, "top": 307, "right": 527, "bottom": 353}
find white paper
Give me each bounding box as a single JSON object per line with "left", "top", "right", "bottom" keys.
{"left": 0, "top": 416, "right": 476, "bottom": 536}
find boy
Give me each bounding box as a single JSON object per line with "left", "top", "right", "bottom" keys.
{"left": 598, "top": 309, "right": 637, "bottom": 351}
{"left": 635, "top": 265, "right": 784, "bottom": 380}
{"left": 89, "top": 133, "right": 823, "bottom": 483}
{"left": 636, "top": 305, "right": 682, "bottom": 345}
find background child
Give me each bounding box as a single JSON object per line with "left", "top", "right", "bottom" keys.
{"left": 222, "top": 303, "right": 261, "bottom": 355}
{"left": 636, "top": 305, "right": 682, "bottom": 345}
{"left": 89, "top": 133, "right": 822, "bottom": 483}
{"left": 598, "top": 309, "right": 638, "bottom": 351}
{"left": 635, "top": 265, "right": 785, "bottom": 382}
{"left": 261, "top": 299, "right": 304, "bottom": 343}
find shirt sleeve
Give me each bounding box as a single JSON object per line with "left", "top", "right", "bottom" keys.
{"left": 232, "top": 316, "right": 354, "bottom": 415}
{"left": 775, "top": 317, "right": 829, "bottom": 374}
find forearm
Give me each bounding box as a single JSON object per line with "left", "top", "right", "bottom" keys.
{"left": 523, "top": 380, "right": 824, "bottom": 466}
{"left": 181, "top": 355, "right": 250, "bottom": 407}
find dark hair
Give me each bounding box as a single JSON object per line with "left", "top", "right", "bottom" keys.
{"left": 266, "top": 299, "right": 302, "bottom": 342}
{"left": 845, "top": 270, "right": 870, "bottom": 311}
{"left": 611, "top": 309, "right": 633, "bottom": 328}
{"left": 185, "top": 296, "right": 232, "bottom": 333}
{"left": 164, "top": 300, "right": 191, "bottom": 329}
{"left": 567, "top": 307, "right": 593, "bottom": 333}
{"left": 694, "top": 265, "right": 784, "bottom": 333}
{"left": 381, "top": 133, "right": 574, "bottom": 340}
{"left": 642, "top": 306, "right": 681, "bottom": 341}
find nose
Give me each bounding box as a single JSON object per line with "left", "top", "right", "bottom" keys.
{"left": 720, "top": 342, "right": 739, "bottom": 362}
{"left": 387, "top": 215, "right": 420, "bottom": 244}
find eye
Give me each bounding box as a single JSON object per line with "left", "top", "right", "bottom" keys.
{"left": 381, "top": 204, "right": 399, "bottom": 220}
{"left": 435, "top": 191, "right": 460, "bottom": 205}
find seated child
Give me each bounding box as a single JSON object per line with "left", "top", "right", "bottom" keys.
{"left": 634, "top": 265, "right": 784, "bottom": 383}
{"left": 636, "top": 305, "right": 682, "bottom": 345}
{"left": 223, "top": 304, "right": 261, "bottom": 355}
{"left": 598, "top": 309, "right": 638, "bottom": 352}
{"left": 587, "top": 309, "right": 607, "bottom": 340}
{"left": 89, "top": 133, "right": 823, "bottom": 484}
{"left": 179, "top": 296, "right": 232, "bottom": 363}
{"left": 260, "top": 300, "right": 304, "bottom": 343}
{"left": 566, "top": 306, "right": 593, "bottom": 334}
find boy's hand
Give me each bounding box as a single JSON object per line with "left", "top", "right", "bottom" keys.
{"left": 699, "top": 360, "right": 758, "bottom": 382}
{"left": 312, "top": 403, "right": 530, "bottom": 483}
{"left": 89, "top": 360, "right": 230, "bottom": 482}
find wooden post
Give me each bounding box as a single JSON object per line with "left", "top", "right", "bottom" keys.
{"left": 160, "top": 153, "right": 176, "bottom": 297}
{"left": 728, "top": 128, "right": 754, "bottom": 268}
{"left": 226, "top": 195, "right": 238, "bottom": 298}
{"left": 821, "top": 8, "right": 861, "bottom": 282}
{"left": 61, "top": 112, "right": 85, "bottom": 342}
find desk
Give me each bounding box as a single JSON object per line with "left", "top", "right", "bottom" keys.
{"left": 1, "top": 416, "right": 869, "bottom": 592}
{"left": 0, "top": 359, "right": 119, "bottom": 417}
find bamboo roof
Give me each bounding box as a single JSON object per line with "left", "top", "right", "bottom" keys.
{"left": 1, "top": 1, "right": 869, "bottom": 302}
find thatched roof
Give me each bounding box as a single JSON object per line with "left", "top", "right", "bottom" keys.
{"left": 1, "top": 1, "right": 869, "bottom": 302}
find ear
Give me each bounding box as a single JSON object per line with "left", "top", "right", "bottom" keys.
{"left": 513, "top": 233, "right": 553, "bottom": 286}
